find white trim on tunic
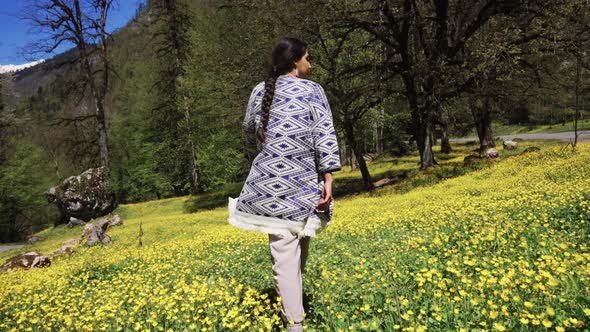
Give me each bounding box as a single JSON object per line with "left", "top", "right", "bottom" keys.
{"left": 228, "top": 197, "right": 330, "bottom": 238}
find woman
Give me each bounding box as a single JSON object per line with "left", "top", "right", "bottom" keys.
{"left": 228, "top": 37, "right": 341, "bottom": 332}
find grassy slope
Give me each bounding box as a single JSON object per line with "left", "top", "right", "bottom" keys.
{"left": 450, "top": 119, "right": 590, "bottom": 138}
{"left": 184, "top": 139, "right": 561, "bottom": 212}
{"left": 0, "top": 139, "right": 560, "bottom": 262}
{"left": 1, "top": 140, "right": 589, "bottom": 332}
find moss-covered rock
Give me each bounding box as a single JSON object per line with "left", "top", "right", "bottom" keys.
{"left": 45, "top": 166, "right": 118, "bottom": 224}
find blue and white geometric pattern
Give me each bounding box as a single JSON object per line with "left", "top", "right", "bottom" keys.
{"left": 235, "top": 75, "right": 342, "bottom": 224}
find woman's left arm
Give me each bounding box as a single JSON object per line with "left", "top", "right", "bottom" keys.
{"left": 242, "top": 84, "right": 263, "bottom": 163}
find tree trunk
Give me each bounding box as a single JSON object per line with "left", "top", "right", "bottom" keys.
{"left": 470, "top": 96, "right": 496, "bottom": 153}
{"left": 97, "top": 0, "right": 111, "bottom": 171}
{"left": 50, "top": 148, "right": 62, "bottom": 180}
{"left": 347, "top": 145, "right": 357, "bottom": 171}
{"left": 440, "top": 124, "right": 452, "bottom": 154}
{"left": 421, "top": 119, "right": 437, "bottom": 169}
{"left": 404, "top": 74, "right": 437, "bottom": 170}
{"left": 574, "top": 45, "right": 580, "bottom": 147}
{"left": 411, "top": 106, "right": 438, "bottom": 169}
{"left": 345, "top": 121, "right": 373, "bottom": 190}
{"left": 74, "top": 0, "right": 110, "bottom": 171}
{"left": 185, "top": 109, "right": 200, "bottom": 194}
{"left": 95, "top": 97, "right": 110, "bottom": 169}
{"left": 374, "top": 109, "right": 384, "bottom": 154}
{"left": 354, "top": 146, "right": 373, "bottom": 191}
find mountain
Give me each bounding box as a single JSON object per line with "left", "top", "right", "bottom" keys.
{"left": 5, "top": 48, "right": 81, "bottom": 104}
{"left": 0, "top": 60, "right": 46, "bottom": 74}
{"left": 1, "top": 7, "right": 147, "bottom": 108}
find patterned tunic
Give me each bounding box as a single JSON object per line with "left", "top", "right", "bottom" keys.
{"left": 228, "top": 74, "right": 341, "bottom": 238}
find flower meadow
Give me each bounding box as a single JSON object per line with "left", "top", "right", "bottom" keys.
{"left": 1, "top": 143, "right": 589, "bottom": 332}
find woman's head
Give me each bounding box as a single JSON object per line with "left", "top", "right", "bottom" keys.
{"left": 270, "top": 37, "right": 310, "bottom": 78}
{"left": 257, "top": 37, "right": 309, "bottom": 143}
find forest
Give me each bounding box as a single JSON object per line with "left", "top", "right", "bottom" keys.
{"left": 0, "top": 0, "right": 589, "bottom": 242}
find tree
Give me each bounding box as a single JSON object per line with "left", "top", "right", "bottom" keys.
{"left": 179, "top": 2, "right": 255, "bottom": 191}
{"left": 146, "top": 0, "right": 200, "bottom": 195}
{"left": 23, "top": 0, "right": 115, "bottom": 171}
{"left": 555, "top": 0, "right": 590, "bottom": 147}
{"left": 0, "top": 73, "right": 28, "bottom": 165}
{"left": 491, "top": 0, "right": 590, "bottom": 148}
{"left": 314, "top": 28, "right": 382, "bottom": 190}
{"left": 341, "top": 0, "right": 553, "bottom": 169}
{"left": 0, "top": 139, "right": 58, "bottom": 242}
{"left": 222, "top": 0, "right": 383, "bottom": 190}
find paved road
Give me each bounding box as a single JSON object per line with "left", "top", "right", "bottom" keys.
{"left": 450, "top": 130, "right": 590, "bottom": 143}
{"left": 0, "top": 244, "right": 25, "bottom": 253}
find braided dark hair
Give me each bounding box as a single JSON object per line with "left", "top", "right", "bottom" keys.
{"left": 256, "top": 37, "right": 308, "bottom": 143}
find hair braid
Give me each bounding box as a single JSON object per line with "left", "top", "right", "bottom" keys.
{"left": 261, "top": 74, "right": 279, "bottom": 130}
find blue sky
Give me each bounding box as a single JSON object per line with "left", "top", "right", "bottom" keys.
{"left": 0, "top": 0, "right": 144, "bottom": 65}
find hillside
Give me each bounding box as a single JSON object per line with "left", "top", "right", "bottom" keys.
{"left": 6, "top": 49, "right": 79, "bottom": 103}
{"left": 1, "top": 8, "right": 148, "bottom": 108}
{"left": 1, "top": 142, "right": 588, "bottom": 331}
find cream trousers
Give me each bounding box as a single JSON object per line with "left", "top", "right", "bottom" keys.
{"left": 269, "top": 232, "right": 311, "bottom": 326}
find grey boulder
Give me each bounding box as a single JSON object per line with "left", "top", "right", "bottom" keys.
{"left": 45, "top": 166, "right": 118, "bottom": 224}
{"left": 485, "top": 148, "right": 499, "bottom": 158}
{"left": 52, "top": 238, "right": 82, "bottom": 256}
{"left": 503, "top": 140, "right": 518, "bottom": 150}
{"left": 67, "top": 217, "right": 86, "bottom": 228}
{"left": 0, "top": 252, "right": 51, "bottom": 273}
{"left": 82, "top": 221, "right": 112, "bottom": 246}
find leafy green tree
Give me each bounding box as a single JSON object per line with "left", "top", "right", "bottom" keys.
{"left": 314, "top": 28, "right": 383, "bottom": 190}
{"left": 146, "top": 0, "right": 200, "bottom": 195}
{"left": 338, "top": 0, "right": 558, "bottom": 169}
{"left": 0, "top": 139, "right": 59, "bottom": 242}
{"left": 179, "top": 3, "right": 265, "bottom": 190}
{"left": 549, "top": 0, "right": 590, "bottom": 147}
{"left": 109, "top": 60, "right": 171, "bottom": 202}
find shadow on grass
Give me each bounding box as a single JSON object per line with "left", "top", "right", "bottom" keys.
{"left": 183, "top": 182, "right": 243, "bottom": 214}
{"left": 369, "top": 159, "right": 495, "bottom": 198}
{"left": 259, "top": 286, "right": 321, "bottom": 331}
{"left": 182, "top": 140, "right": 555, "bottom": 213}
{"left": 183, "top": 151, "right": 485, "bottom": 213}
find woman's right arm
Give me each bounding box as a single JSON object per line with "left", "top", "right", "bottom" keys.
{"left": 316, "top": 172, "right": 333, "bottom": 211}
{"left": 309, "top": 83, "right": 341, "bottom": 211}
{"left": 309, "top": 83, "right": 342, "bottom": 174}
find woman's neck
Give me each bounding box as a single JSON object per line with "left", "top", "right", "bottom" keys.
{"left": 285, "top": 69, "right": 298, "bottom": 78}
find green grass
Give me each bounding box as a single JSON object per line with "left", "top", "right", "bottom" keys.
{"left": 1, "top": 141, "right": 588, "bottom": 332}
{"left": 450, "top": 118, "right": 590, "bottom": 138}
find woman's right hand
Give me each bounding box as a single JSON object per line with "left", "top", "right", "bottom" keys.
{"left": 316, "top": 172, "right": 333, "bottom": 211}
